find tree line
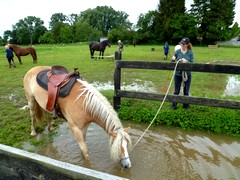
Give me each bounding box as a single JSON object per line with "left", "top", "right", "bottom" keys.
{"left": 0, "top": 0, "right": 239, "bottom": 46}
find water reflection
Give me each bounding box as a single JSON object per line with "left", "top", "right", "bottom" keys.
{"left": 223, "top": 75, "right": 240, "bottom": 96}
{"left": 92, "top": 80, "right": 157, "bottom": 93}
{"left": 31, "top": 122, "right": 240, "bottom": 180}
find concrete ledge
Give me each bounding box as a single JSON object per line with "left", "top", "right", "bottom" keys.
{"left": 0, "top": 144, "right": 128, "bottom": 180}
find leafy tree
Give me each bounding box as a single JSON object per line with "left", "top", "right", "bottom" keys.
{"left": 38, "top": 31, "right": 54, "bottom": 44}
{"left": 108, "top": 27, "right": 135, "bottom": 43}
{"left": 78, "top": 6, "right": 131, "bottom": 36}
{"left": 74, "top": 21, "right": 103, "bottom": 42}
{"left": 169, "top": 13, "right": 198, "bottom": 44}
{"left": 59, "top": 24, "right": 73, "bottom": 43}
{"left": 136, "top": 11, "right": 157, "bottom": 43}
{"left": 154, "top": 0, "right": 185, "bottom": 43}
{"left": 12, "top": 16, "right": 46, "bottom": 44}
{"left": 3, "top": 30, "right": 12, "bottom": 44}
{"left": 190, "top": 0, "right": 236, "bottom": 44}
{"left": 49, "top": 13, "right": 67, "bottom": 29}
{"left": 230, "top": 22, "right": 240, "bottom": 38}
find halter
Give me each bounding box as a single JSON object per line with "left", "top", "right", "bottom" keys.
{"left": 119, "top": 156, "right": 130, "bottom": 163}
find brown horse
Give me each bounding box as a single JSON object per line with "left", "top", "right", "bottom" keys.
{"left": 7, "top": 44, "right": 37, "bottom": 64}
{"left": 23, "top": 66, "right": 132, "bottom": 169}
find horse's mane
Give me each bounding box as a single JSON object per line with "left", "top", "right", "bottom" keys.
{"left": 75, "top": 79, "right": 132, "bottom": 162}
{"left": 75, "top": 79, "right": 122, "bottom": 133}
{"left": 110, "top": 129, "right": 132, "bottom": 162}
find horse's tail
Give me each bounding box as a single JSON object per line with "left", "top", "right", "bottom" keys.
{"left": 30, "top": 47, "right": 37, "bottom": 63}
{"left": 33, "top": 48, "right": 37, "bottom": 61}
{"left": 35, "top": 100, "right": 43, "bottom": 124}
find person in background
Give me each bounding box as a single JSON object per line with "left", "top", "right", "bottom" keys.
{"left": 118, "top": 40, "right": 124, "bottom": 59}
{"left": 5, "top": 45, "right": 16, "bottom": 68}
{"left": 163, "top": 41, "right": 169, "bottom": 60}
{"left": 133, "top": 40, "right": 136, "bottom": 47}
{"left": 118, "top": 40, "right": 124, "bottom": 52}
{"left": 171, "top": 37, "right": 194, "bottom": 110}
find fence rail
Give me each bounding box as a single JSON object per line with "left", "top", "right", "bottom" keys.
{"left": 113, "top": 61, "right": 240, "bottom": 110}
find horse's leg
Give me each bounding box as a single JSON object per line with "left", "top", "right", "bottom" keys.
{"left": 90, "top": 49, "right": 93, "bottom": 59}
{"left": 17, "top": 56, "right": 22, "bottom": 64}
{"left": 28, "top": 97, "right": 37, "bottom": 136}
{"left": 31, "top": 53, "right": 37, "bottom": 64}
{"left": 69, "top": 123, "right": 89, "bottom": 159}
{"left": 92, "top": 50, "right": 95, "bottom": 59}
{"left": 99, "top": 51, "right": 102, "bottom": 59}
{"left": 102, "top": 50, "right": 104, "bottom": 59}
{"left": 45, "top": 110, "right": 54, "bottom": 131}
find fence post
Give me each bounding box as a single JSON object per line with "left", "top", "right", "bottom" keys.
{"left": 115, "top": 51, "right": 122, "bottom": 60}
{"left": 114, "top": 60, "right": 121, "bottom": 110}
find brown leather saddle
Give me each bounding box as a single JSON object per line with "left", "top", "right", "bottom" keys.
{"left": 36, "top": 66, "right": 80, "bottom": 119}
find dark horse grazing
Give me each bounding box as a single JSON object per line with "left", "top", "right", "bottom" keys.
{"left": 89, "top": 40, "right": 111, "bottom": 59}
{"left": 7, "top": 44, "right": 37, "bottom": 64}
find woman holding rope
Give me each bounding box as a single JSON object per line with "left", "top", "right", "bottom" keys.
{"left": 171, "top": 37, "right": 194, "bottom": 110}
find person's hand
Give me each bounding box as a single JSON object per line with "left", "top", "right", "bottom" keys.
{"left": 171, "top": 55, "right": 176, "bottom": 62}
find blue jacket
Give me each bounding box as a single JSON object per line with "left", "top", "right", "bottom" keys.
{"left": 174, "top": 49, "right": 194, "bottom": 76}
{"left": 164, "top": 45, "right": 169, "bottom": 53}
{"left": 6, "top": 48, "right": 14, "bottom": 59}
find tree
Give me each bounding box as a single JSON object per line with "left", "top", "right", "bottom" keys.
{"left": 136, "top": 11, "right": 157, "bottom": 43}
{"left": 49, "top": 13, "right": 67, "bottom": 29}
{"left": 154, "top": 0, "right": 186, "bottom": 43}
{"left": 74, "top": 21, "right": 103, "bottom": 42}
{"left": 78, "top": 6, "right": 131, "bottom": 36}
{"left": 12, "top": 16, "right": 46, "bottom": 44}
{"left": 190, "top": 0, "right": 236, "bottom": 44}
{"left": 38, "top": 31, "right": 54, "bottom": 44}
{"left": 3, "top": 30, "right": 12, "bottom": 44}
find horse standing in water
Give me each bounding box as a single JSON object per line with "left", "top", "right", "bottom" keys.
{"left": 89, "top": 40, "right": 111, "bottom": 59}
{"left": 23, "top": 66, "right": 132, "bottom": 169}
{"left": 7, "top": 44, "right": 37, "bottom": 64}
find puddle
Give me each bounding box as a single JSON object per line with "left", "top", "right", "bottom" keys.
{"left": 223, "top": 76, "right": 240, "bottom": 96}
{"left": 92, "top": 80, "right": 158, "bottom": 92}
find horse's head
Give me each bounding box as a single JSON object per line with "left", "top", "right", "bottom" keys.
{"left": 110, "top": 127, "right": 132, "bottom": 169}
{"left": 106, "top": 40, "right": 111, "bottom": 48}
{"left": 6, "top": 44, "right": 14, "bottom": 50}
{"left": 102, "top": 40, "right": 111, "bottom": 48}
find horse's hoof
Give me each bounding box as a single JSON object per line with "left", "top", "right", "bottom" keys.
{"left": 48, "top": 126, "right": 54, "bottom": 131}
{"left": 31, "top": 131, "right": 37, "bottom": 136}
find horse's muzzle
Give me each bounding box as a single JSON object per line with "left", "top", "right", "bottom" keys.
{"left": 119, "top": 157, "right": 131, "bottom": 169}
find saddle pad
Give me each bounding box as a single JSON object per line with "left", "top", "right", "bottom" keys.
{"left": 36, "top": 69, "right": 79, "bottom": 98}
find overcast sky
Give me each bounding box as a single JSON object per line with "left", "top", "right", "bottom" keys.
{"left": 0, "top": 0, "right": 239, "bottom": 37}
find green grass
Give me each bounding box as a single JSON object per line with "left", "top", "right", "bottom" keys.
{"left": 0, "top": 43, "right": 240, "bottom": 148}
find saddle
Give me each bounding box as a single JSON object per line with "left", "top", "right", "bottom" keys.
{"left": 36, "top": 66, "right": 80, "bottom": 119}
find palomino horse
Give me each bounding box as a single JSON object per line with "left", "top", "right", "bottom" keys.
{"left": 7, "top": 44, "right": 37, "bottom": 64}
{"left": 89, "top": 39, "right": 111, "bottom": 59}
{"left": 23, "top": 66, "right": 132, "bottom": 169}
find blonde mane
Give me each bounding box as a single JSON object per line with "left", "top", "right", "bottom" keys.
{"left": 75, "top": 79, "right": 122, "bottom": 133}
{"left": 75, "top": 79, "right": 132, "bottom": 162}
{"left": 110, "top": 129, "right": 132, "bottom": 162}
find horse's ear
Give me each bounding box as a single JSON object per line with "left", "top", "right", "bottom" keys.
{"left": 124, "top": 126, "right": 131, "bottom": 132}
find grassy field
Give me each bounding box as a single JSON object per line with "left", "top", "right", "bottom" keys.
{"left": 0, "top": 43, "right": 240, "bottom": 148}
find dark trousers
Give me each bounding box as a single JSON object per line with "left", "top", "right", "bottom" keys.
{"left": 172, "top": 74, "right": 191, "bottom": 109}
{"left": 7, "top": 58, "right": 15, "bottom": 68}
